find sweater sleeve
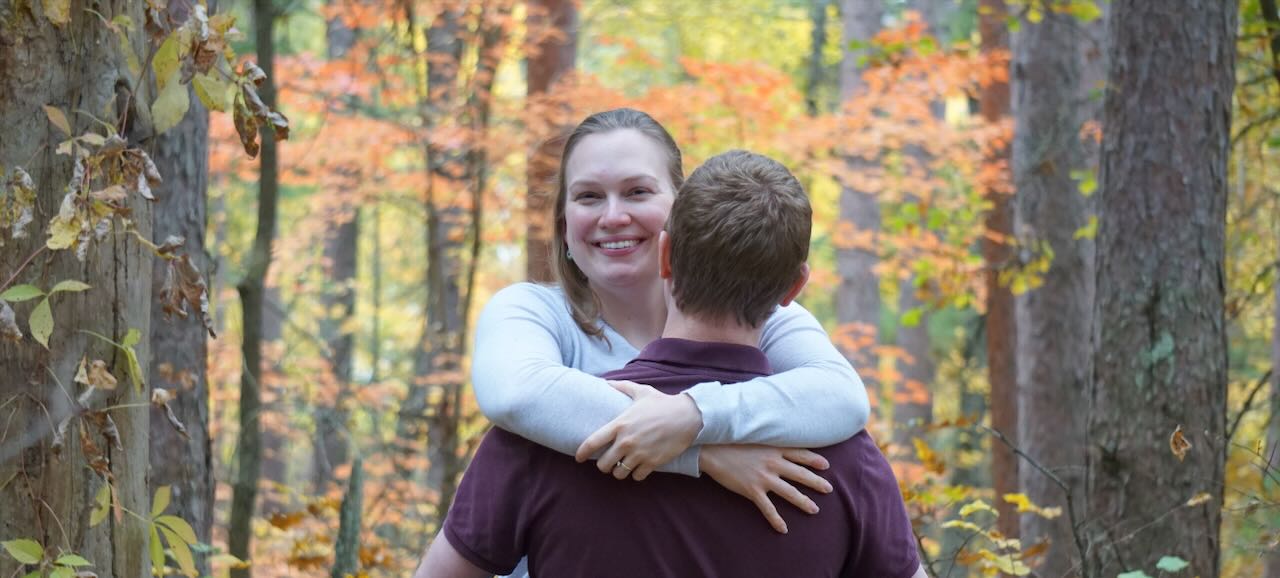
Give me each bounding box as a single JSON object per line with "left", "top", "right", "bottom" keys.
{"left": 471, "top": 284, "right": 702, "bottom": 476}
{"left": 684, "top": 300, "right": 870, "bottom": 446}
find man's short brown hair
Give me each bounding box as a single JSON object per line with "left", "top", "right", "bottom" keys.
{"left": 666, "top": 150, "right": 811, "bottom": 328}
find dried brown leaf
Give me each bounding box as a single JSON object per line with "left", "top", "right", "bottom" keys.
{"left": 0, "top": 301, "right": 21, "bottom": 342}
{"left": 88, "top": 360, "right": 118, "bottom": 390}
{"left": 156, "top": 235, "right": 186, "bottom": 256}
{"left": 1170, "top": 425, "right": 1191, "bottom": 462}
{"left": 233, "top": 97, "right": 260, "bottom": 158}
{"left": 242, "top": 61, "right": 266, "bottom": 85}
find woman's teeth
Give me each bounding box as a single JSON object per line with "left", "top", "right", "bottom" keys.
{"left": 599, "top": 240, "right": 639, "bottom": 250}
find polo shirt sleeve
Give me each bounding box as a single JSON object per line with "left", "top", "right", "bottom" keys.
{"left": 843, "top": 437, "right": 922, "bottom": 578}
{"left": 442, "top": 429, "right": 537, "bottom": 575}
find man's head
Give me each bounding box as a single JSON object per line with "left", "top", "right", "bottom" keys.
{"left": 660, "top": 150, "right": 811, "bottom": 328}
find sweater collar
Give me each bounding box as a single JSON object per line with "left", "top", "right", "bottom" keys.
{"left": 633, "top": 338, "right": 772, "bottom": 376}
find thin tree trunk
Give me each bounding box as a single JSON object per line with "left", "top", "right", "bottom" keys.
{"left": 1268, "top": 219, "right": 1280, "bottom": 578}
{"left": 149, "top": 1, "right": 214, "bottom": 572}
{"left": 805, "top": 0, "right": 830, "bottom": 116}
{"left": 978, "top": 0, "right": 1018, "bottom": 543}
{"left": 257, "top": 287, "right": 286, "bottom": 514}
{"left": 525, "top": 0, "right": 576, "bottom": 282}
{"left": 0, "top": 2, "right": 155, "bottom": 575}
{"left": 1085, "top": 1, "right": 1236, "bottom": 575}
{"left": 229, "top": 0, "right": 281, "bottom": 572}
{"left": 1011, "top": 5, "right": 1098, "bottom": 575}
{"left": 313, "top": 0, "right": 359, "bottom": 493}
{"left": 836, "top": 0, "right": 883, "bottom": 399}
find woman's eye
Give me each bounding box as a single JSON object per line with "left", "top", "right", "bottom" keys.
{"left": 628, "top": 188, "right": 652, "bottom": 197}
{"left": 575, "top": 191, "right": 600, "bottom": 201}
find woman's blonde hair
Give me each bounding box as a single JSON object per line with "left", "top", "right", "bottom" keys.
{"left": 551, "top": 108, "right": 685, "bottom": 339}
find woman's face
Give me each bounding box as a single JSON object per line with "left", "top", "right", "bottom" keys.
{"left": 563, "top": 129, "right": 676, "bottom": 292}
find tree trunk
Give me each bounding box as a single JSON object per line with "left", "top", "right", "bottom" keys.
{"left": 1086, "top": 1, "right": 1236, "bottom": 575}
{"left": 836, "top": 0, "right": 883, "bottom": 398}
{"left": 978, "top": 0, "right": 1019, "bottom": 543}
{"left": 257, "top": 287, "right": 286, "bottom": 514}
{"left": 148, "top": 2, "right": 213, "bottom": 572}
{"left": 1268, "top": 223, "right": 1280, "bottom": 578}
{"left": 312, "top": 0, "right": 359, "bottom": 494}
{"left": 0, "top": 1, "right": 154, "bottom": 576}
{"left": 894, "top": 280, "right": 934, "bottom": 453}
{"left": 1011, "top": 5, "right": 1098, "bottom": 575}
{"left": 229, "top": 0, "right": 281, "bottom": 573}
{"left": 805, "top": 0, "right": 830, "bottom": 116}
{"left": 525, "top": 0, "right": 576, "bottom": 282}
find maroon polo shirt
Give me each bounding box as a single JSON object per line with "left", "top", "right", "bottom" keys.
{"left": 444, "top": 338, "right": 920, "bottom": 577}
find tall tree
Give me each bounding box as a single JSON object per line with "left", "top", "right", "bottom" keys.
{"left": 978, "top": 0, "right": 1019, "bottom": 541}
{"left": 805, "top": 0, "right": 831, "bottom": 116}
{"left": 1086, "top": 0, "right": 1236, "bottom": 575}
{"left": 148, "top": 3, "right": 215, "bottom": 575}
{"left": 525, "top": 0, "right": 576, "bottom": 282}
{"left": 312, "top": 0, "right": 360, "bottom": 493}
{"left": 836, "top": 0, "right": 883, "bottom": 401}
{"left": 229, "top": 0, "right": 282, "bottom": 573}
{"left": 0, "top": 2, "right": 155, "bottom": 576}
{"left": 1011, "top": 3, "right": 1101, "bottom": 574}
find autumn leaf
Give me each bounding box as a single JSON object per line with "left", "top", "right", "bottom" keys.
{"left": 42, "top": 0, "right": 70, "bottom": 26}
{"left": 0, "top": 301, "right": 21, "bottom": 342}
{"left": 44, "top": 105, "right": 72, "bottom": 136}
{"left": 46, "top": 193, "right": 83, "bottom": 252}
{"left": 161, "top": 253, "right": 216, "bottom": 338}
{"left": 153, "top": 69, "right": 191, "bottom": 136}
{"left": 193, "top": 72, "right": 233, "bottom": 112}
{"left": 1170, "top": 424, "right": 1191, "bottom": 462}
{"left": 1186, "top": 492, "right": 1212, "bottom": 507}
{"left": 90, "top": 484, "right": 111, "bottom": 527}
{"left": 87, "top": 360, "right": 118, "bottom": 390}
{"left": 268, "top": 511, "right": 307, "bottom": 530}
{"left": 30, "top": 297, "right": 54, "bottom": 348}
{"left": 233, "top": 95, "right": 260, "bottom": 158}
{"left": 4, "top": 167, "right": 37, "bottom": 241}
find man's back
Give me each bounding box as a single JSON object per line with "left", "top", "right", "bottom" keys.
{"left": 444, "top": 339, "right": 919, "bottom": 577}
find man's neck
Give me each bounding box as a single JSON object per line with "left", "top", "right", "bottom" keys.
{"left": 596, "top": 280, "right": 669, "bottom": 350}
{"left": 660, "top": 303, "right": 762, "bottom": 348}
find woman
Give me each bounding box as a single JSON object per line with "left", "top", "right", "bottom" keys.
{"left": 472, "top": 108, "right": 869, "bottom": 531}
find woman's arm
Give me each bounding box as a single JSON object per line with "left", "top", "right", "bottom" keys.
{"left": 684, "top": 300, "right": 870, "bottom": 446}
{"left": 471, "top": 284, "right": 702, "bottom": 476}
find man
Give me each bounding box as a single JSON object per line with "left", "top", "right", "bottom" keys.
{"left": 417, "top": 150, "right": 927, "bottom": 577}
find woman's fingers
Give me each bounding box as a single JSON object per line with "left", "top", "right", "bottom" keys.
{"left": 777, "top": 460, "right": 833, "bottom": 495}
{"left": 577, "top": 422, "right": 618, "bottom": 463}
{"left": 632, "top": 462, "right": 656, "bottom": 482}
{"left": 782, "top": 448, "right": 829, "bottom": 471}
{"left": 750, "top": 492, "right": 788, "bottom": 534}
{"left": 769, "top": 475, "right": 820, "bottom": 515}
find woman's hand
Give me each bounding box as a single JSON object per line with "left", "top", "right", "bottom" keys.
{"left": 575, "top": 380, "right": 703, "bottom": 481}
{"left": 698, "top": 444, "right": 833, "bottom": 534}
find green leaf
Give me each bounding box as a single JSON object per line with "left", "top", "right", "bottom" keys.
{"left": 148, "top": 523, "right": 164, "bottom": 574}
{"left": 43, "top": 0, "right": 70, "bottom": 26}
{"left": 50, "top": 280, "right": 91, "bottom": 294}
{"left": 55, "top": 553, "right": 92, "bottom": 567}
{"left": 152, "top": 485, "right": 172, "bottom": 518}
{"left": 152, "top": 71, "right": 191, "bottom": 136}
{"left": 1116, "top": 572, "right": 1153, "bottom": 578}
{"left": 0, "top": 284, "right": 45, "bottom": 302}
{"left": 22, "top": 571, "right": 41, "bottom": 578}
{"left": 1073, "top": 215, "right": 1098, "bottom": 240}
{"left": 49, "top": 566, "right": 74, "bottom": 578}
{"left": 122, "top": 327, "right": 144, "bottom": 391}
{"left": 901, "top": 307, "right": 924, "bottom": 328}
{"left": 1068, "top": 0, "right": 1103, "bottom": 22}
{"left": 193, "top": 73, "right": 233, "bottom": 113}
{"left": 2, "top": 539, "right": 44, "bottom": 564}
{"left": 1156, "top": 556, "right": 1190, "bottom": 572}
{"left": 159, "top": 525, "right": 198, "bottom": 577}
{"left": 44, "top": 105, "right": 72, "bottom": 136}
{"left": 90, "top": 484, "right": 110, "bottom": 527}
{"left": 153, "top": 35, "right": 182, "bottom": 91}
{"left": 156, "top": 515, "right": 198, "bottom": 544}
{"left": 30, "top": 298, "right": 53, "bottom": 348}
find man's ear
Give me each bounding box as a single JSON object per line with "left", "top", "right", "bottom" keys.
{"left": 778, "top": 263, "right": 810, "bottom": 307}
{"left": 659, "top": 230, "right": 673, "bottom": 279}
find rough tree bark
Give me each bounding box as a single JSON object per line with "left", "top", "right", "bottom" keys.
{"left": 836, "top": 0, "right": 883, "bottom": 400}
{"left": 1011, "top": 4, "right": 1100, "bottom": 575}
{"left": 148, "top": 3, "right": 214, "bottom": 575}
{"left": 0, "top": 1, "right": 154, "bottom": 577}
{"left": 978, "top": 0, "right": 1019, "bottom": 542}
{"left": 312, "top": 0, "right": 359, "bottom": 493}
{"left": 525, "top": 0, "right": 576, "bottom": 282}
{"left": 229, "top": 0, "right": 281, "bottom": 573}
{"left": 1085, "top": 1, "right": 1236, "bottom": 575}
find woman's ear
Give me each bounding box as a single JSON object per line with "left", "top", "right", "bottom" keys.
{"left": 659, "top": 230, "right": 673, "bottom": 279}
{"left": 778, "top": 263, "right": 810, "bottom": 306}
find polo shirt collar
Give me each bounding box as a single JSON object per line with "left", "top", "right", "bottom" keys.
{"left": 633, "top": 338, "right": 772, "bottom": 376}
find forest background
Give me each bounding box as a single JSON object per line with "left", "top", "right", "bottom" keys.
{"left": 0, "top": 0, "right": 1277, "bottom": 576}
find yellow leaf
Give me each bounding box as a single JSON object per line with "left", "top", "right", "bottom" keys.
{"left": 44, "top": 105, "right": 71, "bottom": 136}
{"left": 42, "top": 0, "right": 70, "bottom": 26}
{"left": 942, "top": 519, "right": 985, "bottom": 534}
{"left": 1186, "top": 492, "right": 1212, "bottom": 507}
{"left": 152, "top": 70, "right": 191, "bottom": 136}
{"left": 960, "top": 499, "right": 997, "bottom": 518}
{"left": 90, "top": 484, "right": 110, "bottom": 527}
{"left": 156, "top": 515, "right": 197, "bottom": 544}
{"left": 159, "top": 525, "right": 197, "bottom": 577}
{"left": 1170, "top": 425, "right": 1191, "bottom": 462}
{"left": 152, "top": 485, "right": 171, "bottom": 518}
{"left": 29, "top": 298, "right": 53, "bottom": 348}
{"left": 148, "top": 524, "right": 164, "bottom": 574}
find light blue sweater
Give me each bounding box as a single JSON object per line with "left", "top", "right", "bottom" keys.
{"left": 471, "top": 283, "right": 870, "bottom": 477}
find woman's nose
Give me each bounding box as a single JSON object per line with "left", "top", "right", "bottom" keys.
{"left": 599, "top": 198, "right": 632, "bottom": 228}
